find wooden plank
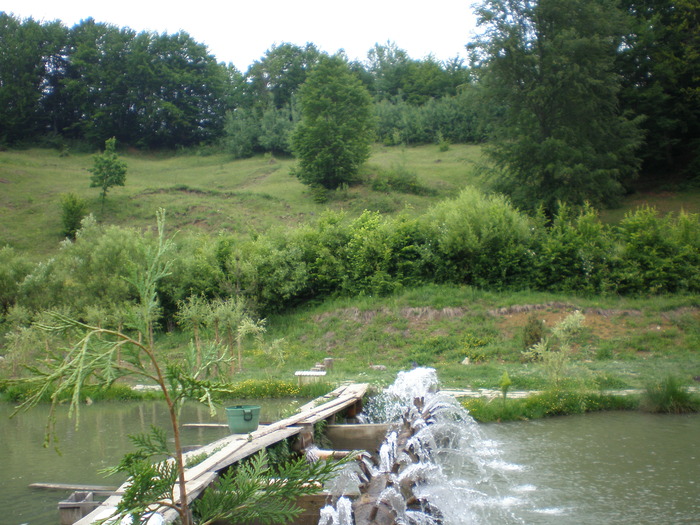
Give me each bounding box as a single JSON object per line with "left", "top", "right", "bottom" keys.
{"left": 182, "top": 426, "right": 299, "bottom": 482}
{"left": 182, "top": 423, "right": 229, "bottom": 429}
{"left": 29, "top": 482, "right": 116, "bottom": 493}
{"left": 299, "top": 384, "right": 368, "bottom": 424}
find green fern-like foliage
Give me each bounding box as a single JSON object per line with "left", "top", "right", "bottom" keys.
{"left": 194, "top": 450, "right": 350, "bottom": 525}
{"left": 102, "top": 426, "right": 179, "bottom": 523}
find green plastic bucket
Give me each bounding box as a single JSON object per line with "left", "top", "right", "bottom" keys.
{"left": 225, "top": 405, "right": 261, "bottom": 434}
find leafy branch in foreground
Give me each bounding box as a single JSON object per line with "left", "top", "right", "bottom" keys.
{"left": 194, "top": 450, "right": 352, "bottom": 525}
{"left": 102, "top": 427, "right": 180, "bottom": 521}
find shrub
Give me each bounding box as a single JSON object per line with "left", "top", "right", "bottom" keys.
{"left": 18, "top": 216, "right": 149, "bottom": 317}
{"left": 341, "top": 212, "right": 430, "bottom": 296}
{"left": 421, "top": 187, "right": 534, "bottom": 286}
{"left": 370, "top": 162, "right": 433, "bottom": 195}
{"left": 532, "top": 204, "right": 616, "bottom": 293}
{"left": 222, "top": 108, "right": 260, "bottom": 158}
{"left": 614, "top": 207, "right": 700, "bottom": 294}
{"left": 640, "top": 376, "right": 700, "bottom": 414}
{"left": 60, "top": 193, "right": 88, "bottom": 240}
{"left": 522, "top": 313, "right": 547, "bottom": 349}
{"left": 0, "top": 246, "right": 32, "bottom": 315}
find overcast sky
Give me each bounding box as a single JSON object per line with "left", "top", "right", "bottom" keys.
{"left": 3, "top": 0, "right": 479, "bottom": 71}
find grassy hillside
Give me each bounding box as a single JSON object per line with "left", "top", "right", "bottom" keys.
{"left": 3, "top": 144, "right": 697, "bottom": 259}
{"left": 0, "top": 144, "right": 483, "bottom": 258}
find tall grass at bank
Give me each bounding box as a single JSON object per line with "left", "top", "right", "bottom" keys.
{"left": 462, "top": 375, "right": 700, "bottom": 422}
{"left": 461, "top": 391, "right": 640, "bottom": 422}
{"left": 0, "top": 378, "right": 334, "bottom": 404}
{"left": 640, "top": 376, "right": 700, "bottom": 413}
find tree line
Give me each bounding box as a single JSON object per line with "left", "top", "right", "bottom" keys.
{"left": 3, "top": 2, "right": 698, "bottom": 170}
{"left": 1, "top": 1, "right": 698, "bottom": 213}
{"left": 0, "top": 14, "right": 468, "bottom": 149}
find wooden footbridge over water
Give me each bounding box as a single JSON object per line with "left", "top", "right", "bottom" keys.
{"left": 69, "top": 382, "right": 369, "bottom": 525}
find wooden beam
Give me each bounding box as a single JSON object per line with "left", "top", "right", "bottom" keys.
{"left": 29, "top": 483, "right": 117, "bottom": 493}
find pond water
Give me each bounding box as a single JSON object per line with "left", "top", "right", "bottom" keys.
{"left": 1, "top": 400, "right": 698, "bottom": 525}
{"left": 480, "top": 411, "right": 700, "bottom": 524}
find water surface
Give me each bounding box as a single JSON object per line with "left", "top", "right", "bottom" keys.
{"left": 482, "top": 412, "right": 700, "bottom": 524}
{"left": 2, "top": 403, "right": 698, "bottom": 524}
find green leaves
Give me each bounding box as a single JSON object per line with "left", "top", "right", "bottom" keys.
{"left": 472, "top": 0, "right": 643, "bottom": 212}
{"left": 89, "top": 137, "right": 127, "bottom": 206}
{"left": 104, "top": 426, "right": 179, "bottom": 522}
{"left": 193, "top": 450, "right": 351, "bottom": 525}
{"left": 291, "top": 55, "right": 375, "bottom": 190}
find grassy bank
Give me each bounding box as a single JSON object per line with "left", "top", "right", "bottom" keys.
{"left": 3, "top": 145, "right": 698, "bottom": 259}
{"left": 461, "top": 376, "right": 700, "bottom": 422}
{"left": 258, "top": 286, "right": 700, "bottom": 391}
{"left": 3, "top": 285, "right": 698, "bottom": 404}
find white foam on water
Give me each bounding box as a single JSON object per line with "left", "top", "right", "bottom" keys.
{"left": 533, "top": 507, "right": 570, "bottom": 516}
{"left": 513, "top": 484, "right": 537, "bottom": 493}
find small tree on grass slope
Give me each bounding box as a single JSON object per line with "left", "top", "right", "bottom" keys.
{"left": 89, "top": 137, "right": 127, "bottom": 211}
{"left": 291, "top": 55, "right": 375, "bottom": 191}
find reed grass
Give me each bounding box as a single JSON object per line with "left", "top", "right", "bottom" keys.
{"left": 640, "top": 376, "right": 700, "bottom": 414}
{"left": 462, "top": 390, "right": 640, "bottom": 423}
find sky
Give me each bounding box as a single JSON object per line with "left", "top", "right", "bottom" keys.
{"left": 2, "top": 0, "right": 479, "bottom": 71}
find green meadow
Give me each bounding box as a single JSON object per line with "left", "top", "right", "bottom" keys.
{"left": 1, "top": 145, "right": 698, "bottom": 414}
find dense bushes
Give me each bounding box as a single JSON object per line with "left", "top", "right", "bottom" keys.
{"left": 422, "top": 188, "right": 534, "bottom": 287}
{"left": 221, "top": 201, "right": 700, "bottom": 314}
{"left": 1, "top": 193, "right": 698, "bottom": 325}
{"left": 374, "top": 89, "right": 484, "bottom": 146}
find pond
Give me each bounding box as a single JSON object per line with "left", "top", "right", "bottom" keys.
{"left": 1, "top": 401, "right": 698, "bottom": 524}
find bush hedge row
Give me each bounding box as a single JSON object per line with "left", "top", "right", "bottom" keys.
{"left": 1, "top": 189, "right": 698, "bottom": 326}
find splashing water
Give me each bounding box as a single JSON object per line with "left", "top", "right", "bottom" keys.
{"left": 320, "top": 368, "right": 528, "bottom": 524}
{"left": 319, "top": 497, "right": 354, "bottom": 525}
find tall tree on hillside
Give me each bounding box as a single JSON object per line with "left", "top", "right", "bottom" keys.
{"left": 470, "top": 0, "right": 643, "bottom": 213}
{"left": 291, "top": 55, "right": 375, "bottom": 190}
{"left": 59, "top": 19, "right": 136, "bottom": 143}
{"left": 366, "top": 41, "right": 412, "bottom": 101}
{"left": 57, "top": 19, "right": 229, "bottom": 147}
{"left": 242, "top": 43, "right": 322, "bottom": 110}
{"left": 126, "top": 30, "right": 229, "bottom": 148}
{"left": 616, "top": 0, "right": 700, "bottom": 179}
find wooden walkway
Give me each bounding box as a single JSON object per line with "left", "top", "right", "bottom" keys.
{"left": 74, "top": 383, "right": 368, "bottom": 525}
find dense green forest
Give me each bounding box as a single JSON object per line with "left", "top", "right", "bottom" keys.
{"left": 2, "top": 0, "right": 698, "bottom": 186}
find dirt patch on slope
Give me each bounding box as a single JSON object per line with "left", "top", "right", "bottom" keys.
{"left": 312, "top": 302, "right": 697, "bottom": 343}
